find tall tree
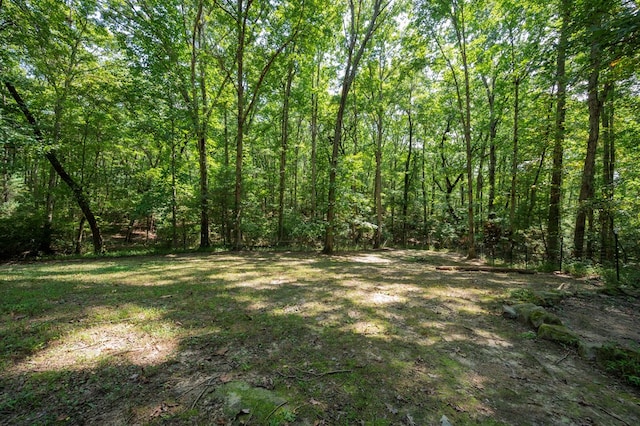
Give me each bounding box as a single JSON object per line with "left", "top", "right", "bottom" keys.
{"left": 2, "top": 0, "right": 107, "bottom": 254}
{"left": 4, "top": 82, "right": 105, "bottom": 253}
{"left": 547, "top": 0, "right": 571, "bottom": 269}
{"left": 323, "top": 0, "right": 388, "bottom": 254}
{"left": 573, "top": 0, "right": 610, "bottom": 259}
{"left": 217, "top": 0, "right": 306, "bottom": 250}
{"left": 107, "top": 0, "right": 228, "bottom": 249}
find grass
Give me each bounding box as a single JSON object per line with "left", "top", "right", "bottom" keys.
{"left": 1, "top": 250, "right": 639, "bottom": 425}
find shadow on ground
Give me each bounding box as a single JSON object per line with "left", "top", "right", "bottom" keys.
{"left": 1, "top": 250, "right": 639, "bottom": 425}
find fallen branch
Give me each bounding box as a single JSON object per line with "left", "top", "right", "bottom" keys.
{"left": 555, "top": 351, "right": 571, "bottom": 365}
{"left": 277, "top": 367, "right": 354, "bottom": 381}
{"left": 435, "top": 265, "right": 535, "bottom": 274}
{"left": 598, "top": 406, "right": 631, "bottom": 426}
{"left": 190, "top": 377, "right": 217, "bottom": 409}
{"left": 264, "top": 400, "right": 288, "bottom": 423}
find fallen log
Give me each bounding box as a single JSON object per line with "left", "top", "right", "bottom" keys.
{"left": 435, "top": 265, "right": 535, "bottom": 274}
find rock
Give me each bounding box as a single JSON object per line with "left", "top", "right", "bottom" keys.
{"left": 502, "top": 305, "right": 517, "bottom": 319}
{"left": 532, "top": 290, "right": 569, "bottom": 306}
{"left": 215, "top": 381, "right": 290, "bottom": 422}
{"left": 578, "top": 341, "right": 601, "bottom": 360}
{"left": 537, "top": 324, "right": 579, "bottom": 347}
{"left": 440, "top": 414, "right": 453, "bottom": 426}
{"left": 528, "top": 308, "right": 562, "bottom": 329}
{"left": 510, "top": 303, "right": 563, "bottom": 329}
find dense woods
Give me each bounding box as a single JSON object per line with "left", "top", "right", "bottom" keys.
{"left": 1, "top": 0, "right": 639, "bottom": 266}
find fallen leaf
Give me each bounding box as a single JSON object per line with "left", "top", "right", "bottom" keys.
{"left": 215, "top": 347, "right": 229, "bottom": 356}
{"left": 219, "top": 373, "right": 233, "bottom": 383}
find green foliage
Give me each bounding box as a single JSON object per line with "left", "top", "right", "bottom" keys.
{"left": 0, "top": 0, "right": 638, "bottom": 259}
{"left": 0, "top": 209, "right": 45, "bottom": 259}
{"left": 598, "top": 343, "right": 640, "bottom": 387}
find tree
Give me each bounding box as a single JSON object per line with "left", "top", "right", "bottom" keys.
{"left": 323, "top": 0, "right": 389, "bottom": 254}
{"left": 2, "top": 0, "right": 107, "bottom": 254}
{"left": 108, "top": 0, "right": 230, "bottom": 249}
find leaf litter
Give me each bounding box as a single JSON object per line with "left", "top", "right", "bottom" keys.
{"left": 0, "top": 249, "right": 639, "bottom": 425}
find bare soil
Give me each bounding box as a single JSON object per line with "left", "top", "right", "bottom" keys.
{"left": 1, "top": 249, "right": 639, "bottom": 425}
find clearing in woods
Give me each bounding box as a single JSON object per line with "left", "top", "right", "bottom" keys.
{"left": 0, "top": 250, "right": 639, "bottom": 425}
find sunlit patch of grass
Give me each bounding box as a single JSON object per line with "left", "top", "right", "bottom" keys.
{"left": 1, "top": 250, "right": 638, "bottom": 425}
{"left": 8, "top": 319, "right": 179, "bottom": 373}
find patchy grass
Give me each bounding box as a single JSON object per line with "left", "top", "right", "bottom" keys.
{"left": 1, "top": 250, "right": 639, "bottom": 425}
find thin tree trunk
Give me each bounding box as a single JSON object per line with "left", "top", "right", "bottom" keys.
{"left": 233, "top": 0, "right": 247, "bottom": 250}
{"left": 41, "top": 165, "right": 56, "bottom": 254}
{"left": 402, "top": 109, "right": 413, "bottom": 246}
{"left": 222, "top": 109, "right": 231, "bottom": 245}
{"left": 277, "top": 62, "right": 294, "bottom": 245}
{"left": 311, "top": 60, "right": 320, "bottom": 218}
{"left": 509, "top": 75, "right": 520, "bottom": 260}
{"left": 600, "top": 82, "right": 614, "bottom": 263}
{"left": 75, "top": 215, "right": 86, "bottom": 255}
{"left": 421, "top": 128, "right": 428, "bottom": 246}
{"left": 547, "top": 0, "right": 570, "bottom": 269}
{"left": 323, "top": 0, "right": 386, "bottom": 254}
{"left": 574, "top": 25, "right": 602, "bottom": 259}
{"left": 448, "top": 2, "right": 475, "bottom": 258}
{"left": 171, "top": 115, "right": 178, "bottom": 248}
{"left": 482, "top": 75, "right": 498, "bottom": 215}
{"left": 374, "top": 112, "right": 383, "bottom": 248}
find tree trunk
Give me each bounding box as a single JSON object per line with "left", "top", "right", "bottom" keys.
{"left": 311, "top": 60, "right": 320, "bottom": 218}
{"left": 509, "top": 75, "right": 520, "bottom": 260}
{"left": 574, "top": 27, "right": 601, "bottom": 259}
{"left": 421, "top": 127, "right": 428, "bottom": 246}
{"left": 547, "top": 0, "right": 570, "bottom": 269}
{"left": 198, "top": 132, "right": 210, "bottom": 248}
{"left": 482, "top": 75, "right": 498, "bottom": 215}
{"left": 75, "top": 215, "right": 86, "bottom": 255}
{"left": 402, "top": 109, "right": 413, "bottom": 246}
{"left": 373, "top": 109, "right": 384, "bottom": 249}
{"left": 222, "top": 110, "right": 231, "bottom": 245}
{"left": 599, "top": 82, "right": 615, "bottom": 263}
{"left": 41, "top": 165, "right": 56, "bottom": 254}
{"left": 233, "top": 0, "right": 247, "bottom": 250}
{"left": 323, "top": 0, "right": 385, "bottom": 254}
{"left": 4, "top": 81, "right": 104, "bottom": 254}
{"left": 277, "top": 62, "right": 294, "bottom": 245}
{"left": 171, "top": 117, "right": 178, "bottom": 248}
{"left": 449, "top": 2, "right": 476, "bottom": 258}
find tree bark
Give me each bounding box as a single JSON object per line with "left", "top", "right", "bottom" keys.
{"left": 509, "top": 76, "right": 520, "bottom": 240}
{"left": 482, "top": 75, "right": 498, "bottom": 215}
{"left": 547, "top": 0, "right": 570, "bottom": 269}
{"left": 599, "top": 82, "right": 614, "bottom": 263}
{"left": 310, "top": 60, "right": 320, "bottom": 218}
{"left": 232, "top": 0, "right": 247, "bottom": 250}
{"left": 277, "top": 62, "right": 294, "bottom": 245}
{"left": 402, "top": 108, "right": 413, "bottom": 246}
{"left": 447, "top": 1, "right": 475, "bottom": 258}
{"left": 373, "top": 108, "right": 384, "bottom": 249}
{"left": 574, "top": 23, "right": 602, "bottom": 259}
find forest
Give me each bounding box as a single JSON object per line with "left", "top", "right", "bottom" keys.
{"left": 1, "top": 0, "right": 639, "bottom": 268}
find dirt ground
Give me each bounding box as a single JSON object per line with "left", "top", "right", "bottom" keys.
{"left": 1, "top": 249, "right": 639, "bottom": 425}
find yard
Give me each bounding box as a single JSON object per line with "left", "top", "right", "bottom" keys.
{"left": 1, "top": 250, "right": 639, "bottom": 425}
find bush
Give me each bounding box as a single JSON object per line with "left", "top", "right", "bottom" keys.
{"left": 0, "top": 214, "right": 45, "bottom": 259}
